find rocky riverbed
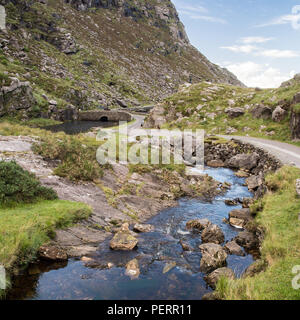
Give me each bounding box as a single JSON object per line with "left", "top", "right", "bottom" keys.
{"left": 7, "top": 167, "right": 256, "bottom": 300}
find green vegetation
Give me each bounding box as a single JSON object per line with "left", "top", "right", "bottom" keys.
{"left": 33, "top": 133, "right": 104, "bottom": 182}
{"left": 0, "top": 161, "right": 57, "bottom": 207}
{"left": 216, "top": 166, "right": 300, "bottom": 300}
{"left": 160, "top": 80, "right": 300, "bottom": 145}
{"left": 0, "top": 200, "right": 91, "bottom": 297}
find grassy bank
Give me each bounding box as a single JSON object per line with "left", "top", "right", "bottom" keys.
{"left": 0, "top": 200, "right": 91, "bottom": 297}
{"left": 158, "top": 80, "right": 300, "bottom": 146}
{"left": 217, "top": 166, "right": 300, "bottom": 300}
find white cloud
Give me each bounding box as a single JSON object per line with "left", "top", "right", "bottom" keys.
{"left": 258, "top": 5, "right": 300, "bottom": 30}
{"left": 221, "top": 45, "right": 258, "bottom": 54}
{"left": 221, "top": 44, "right": 299, "bottom": 58}
{"left": 223, "top": 61, "right": 293, "bottom": 88}
{"left": 257, "top": 49, "right": 300, "bottom": 58}
{"left": 240, "top": 36, "right": 274, "bottom": 44}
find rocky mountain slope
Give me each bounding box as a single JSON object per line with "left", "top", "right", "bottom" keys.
{"left": 0, "top": 0, "right": 242, "bottom": 120}
{"left": 145, "top": 73, "right": 300, "bottom": 142}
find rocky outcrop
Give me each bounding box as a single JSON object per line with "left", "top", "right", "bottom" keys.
{"left": 38, "top": 244, "right": 68, "bottom": 261}
{"left": 204, "top": 267, "right": 235, "bottom": 289}
{"left": 0, "top": 77, "right": 35, "bottom": 117}
{"left": 199, "top": 243, "right": 227, "bottom": 273}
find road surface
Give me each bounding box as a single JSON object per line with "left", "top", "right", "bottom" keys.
{"left": 129, "top": 115, "right": 300, "bottom": 169}
{"left": 220, "top": 135, "right": 300, "bottom": 169}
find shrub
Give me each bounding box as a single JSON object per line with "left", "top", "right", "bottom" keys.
{"left": 0, "top": 161, "right": 57, "bottom": 206}
{"left": 33, "top": 136, "right": 103, "bottom": 181}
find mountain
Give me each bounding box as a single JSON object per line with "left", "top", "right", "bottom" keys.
{"left": 0, "top": 0, "right": 243, "bottom": 120}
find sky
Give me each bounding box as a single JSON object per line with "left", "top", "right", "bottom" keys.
{"left": 172, "top": 0, "right": 300, "bottom": 88}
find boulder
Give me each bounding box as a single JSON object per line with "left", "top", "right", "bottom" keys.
{"left": 293, "top": 92, "right": 300, "bottom": 104}
{"left": 110, "top": 223, "right": 138, "bottom": 251}
{"left": 204, "top": 267, "right": 236, "bottom": 289}
{"left": 242, "top": 260, "right": 266, "bottom": 278}
{"left": 229, "top": 208, "right": 252, "bottom": 228}
{"left": 227, "top": 153, "right": 259, "bottom": 170}
{"left": 207, "top": 159, "right": 225, "bottom": 168}
{"left": 224, "top": 241, "right": 245, "bottom": 256}
{"left": 296, "top": 179, "right": 300, "bottom": 196}
{"left": 1, "top": 77, "right": 35, "bottom": 115}
{"left": 246, "top": 175, "right": 264, "bottom": 190}
{"left": 290, "top": 106, "right": 300, "bottom": 139}
{"left": 251, "top": 104, "right": 272, "bottom": 120}
{"left": 38, "top": 245, "right": 68, "bottom": 261}
{"left": 235, "top": 231, "right": 258, "bottom": 251}
{"left": 235, "top": 170, "right": 249, "bottom": 178}
{"left": 202, "top": 292, "right": 220, "bottom": 300}
{"left": 199, "top": 243, "right": 227, "bottom": 273}
{"left": 180, "top": 240, "right": 192, "bottom": 251}
{"left": 125, "top": 259, "right": 140, "bottom": 279}
{"left": 201, "top": 224, "right": 225, "bottom": 244}
{"left": 225, "top": 199, "right": 238, "bottom": 206}
{"left": 272, "top": 106, "right": 286, "bottom": 122}
{"left": 133, "top": 224, "right": 154, "bottom": 233}
{"left": 186, "top": 218, "right": 211, "bottom": 231}
{"left": 225, "top": 107, "right": 245, "bottom": 118}
{"left": 242, "top": 198, "right": 253, "bottom": 208}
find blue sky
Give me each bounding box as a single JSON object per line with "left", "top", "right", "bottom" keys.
{"left": 172, "top": 0, "right": 300, "bottom": 88}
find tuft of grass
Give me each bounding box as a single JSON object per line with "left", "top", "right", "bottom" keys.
{"left": 216, "top": 166, "right": 300, "bottom": 300}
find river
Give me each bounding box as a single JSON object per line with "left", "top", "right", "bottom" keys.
{"left": 7, "top": 167, "right": 254, "bottom": 300}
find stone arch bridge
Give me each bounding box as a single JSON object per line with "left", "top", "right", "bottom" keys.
{"left": 78, "top": 110, "right": 132, "bottom": 122}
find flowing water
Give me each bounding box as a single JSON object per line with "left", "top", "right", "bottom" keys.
{"left": 44, "top": 120, "right": 118, "bottom": 135}
{"left": 8, "top": 167, "right": 254, "bottom": 300}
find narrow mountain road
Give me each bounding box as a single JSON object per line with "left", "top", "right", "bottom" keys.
{"left": 129, "top": 115, "right": 300, "bottom": 169}
{"left": 220, "top": 135, "right": 300, "bottom": 169}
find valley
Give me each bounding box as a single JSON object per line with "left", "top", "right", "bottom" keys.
{"left": 0, "top": 0, "right": 299, "bottom": 301}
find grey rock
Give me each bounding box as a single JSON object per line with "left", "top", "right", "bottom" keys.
{"left": 227, "top": 153, "right": 260, "bottom": 170}
{"left": 225, "top": 107, "right": 245, "bottom": 118}
{"left": 224, "top": 241, "right": 245, "bottom": 256}
{"left": 251, "top": 104, "right": 272, "bottom": 120}
{"left": 201, "top": 224, "right": 225, "bottom": 244}
{"left": 272, "top": 106, "right": 286, "bottom": 122}
{"left": 204, "top": 267, "right": 235, "bottom": 289}
{"left": 199, "top": 243, "right": 227, "bottom": 273}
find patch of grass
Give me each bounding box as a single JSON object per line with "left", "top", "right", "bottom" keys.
{"left": 0, "top": 199, "right": 91, "bottom": 298}
{"left": 216, "top": 166, "right": 300, "bottom": 300}
{"left": 160, "top": 81, "right": 300, "bottom": 146}
{"left": 0, "top": 161, "right": 57, "bottom": 207}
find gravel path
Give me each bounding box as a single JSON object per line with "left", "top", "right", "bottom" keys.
{"left": 220, "top": 135, "right": 300, "bottom": 169}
